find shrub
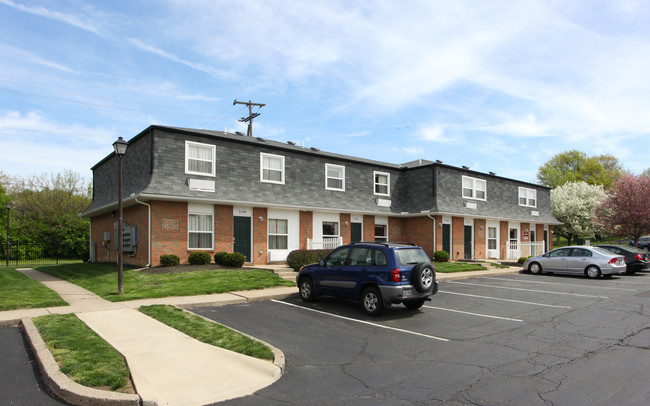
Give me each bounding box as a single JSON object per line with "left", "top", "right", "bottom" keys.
{"left": 286, "top": 249, "right": 331, "bottom": 272}
{"left": 213, "top": 252, "right": 229, "bottom": 265}
{"left": 188, "top": 251, "right": 211, "bottom": 265}
{"left": 160, "top": 254, "right": 180, "bottom": 267}
{"left": 223, "top": 252, "right": 246, "bottom": 267}
{"left": 433, "top": 250, "right": 450, "bottom": 262}
{"left": 518, "top": 256, "right": 532, "bottom": 264}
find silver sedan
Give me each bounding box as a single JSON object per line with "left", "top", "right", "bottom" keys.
{"left": 523, "top": 246, "right": 626, "bottom": 278}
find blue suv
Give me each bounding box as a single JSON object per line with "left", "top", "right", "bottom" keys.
{"left": 296, "top": 242, "right": 438, "bottom": 316}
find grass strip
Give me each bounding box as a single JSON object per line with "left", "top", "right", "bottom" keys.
{"left": 433, "top": 262, "right": 487, "bottom": 273}
{"left": 139, "top": 305, "right": 274, "bottom": 360}
{"left": 33, "top": 314, "right": 134, "bottom": 393}
{"left": 0, "top": 267, "right": 67, "bottom": 311}
{"left": 36, "top": 263, "right": 294, "bottom": 301}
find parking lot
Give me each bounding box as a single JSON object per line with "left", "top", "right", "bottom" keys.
{"left": 193, "top": 271, "right": 650, "bottom": 406}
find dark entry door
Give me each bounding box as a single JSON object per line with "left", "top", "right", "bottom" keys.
{"left": 464, "top": 225, "right": 472, "bottom": 260}
{"left": 233, "top": 216, "right": 251, "bottom": 262}
{"left": 442, "top": 224, "right": 451, "bottom": 256}
{"left": 351, "top": 223, "right": 362, "bottom": 243}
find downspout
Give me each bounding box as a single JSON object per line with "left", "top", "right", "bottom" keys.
{"left": 135, "top": 198, "right": 151, "bottom": 267}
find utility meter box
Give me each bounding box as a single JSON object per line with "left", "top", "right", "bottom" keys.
{"left": 113, "top": 222, "right": 139, "bottom": 252}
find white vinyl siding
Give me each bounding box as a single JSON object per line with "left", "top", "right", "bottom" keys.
{"left": 185, "top": 141, "right": 215, "bottom": 176}
{"left": 260, "top": 153, "right": 285, "bottom": 184}
{"left": 462, "top": 176, "right": 486, "bottom": 200}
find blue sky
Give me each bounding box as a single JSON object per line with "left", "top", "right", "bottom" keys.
{"left": 1, "top": 1, "right": 649, "bottom": 184}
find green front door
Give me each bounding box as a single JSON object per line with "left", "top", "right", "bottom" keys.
{"left": 233, "top": 216, "right": 251, "bottom": 262}
{"left": 442, "top": 224, "right": 451, "bottom": 256}
{"left": 464, "top": 225, "right": 472, "bottom": 260}
{"left": 351, "top": 223, "right": 362, "bottom": 243}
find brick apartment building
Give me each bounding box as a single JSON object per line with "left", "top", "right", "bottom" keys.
{"left": 82, "top": 125, "right": 560, "bottom": 267}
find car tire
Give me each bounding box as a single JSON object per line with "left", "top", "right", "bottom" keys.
{"left": 298, "top": 277, "right": 316, "bottom": 302}
{"left": 585, "top": 265, "right": 601, "bottom": 279}
{"left": 412, "top": 262, "right": 435, "bottom": 293}
{"left": 403, "top": 298, "right": 425, "bottom": 310}
{"left": 362, "top": 287, "right": 383, "bottom": 316}
{"left": 528, "top": 262, "right": 543, "bottom": 275}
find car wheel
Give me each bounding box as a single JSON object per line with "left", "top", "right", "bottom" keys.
{"left": 403, "top": 298, "right": 425, "bottom": 310}
{"left": 362, "top": 287, "right": 383, "bottom": 316}
{"left": 528, "top": 262, "right": 543, "bottom": 275}
{"left": 412, "top": 263, "right": 435, "bottom": 293}
{"left": 298, "top": 277, "right": 316, "bottom": 302}
{"left": 585, "top": 266, "right": 601, "bottom": 279}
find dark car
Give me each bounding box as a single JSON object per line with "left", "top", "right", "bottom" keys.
{"left": 296, "top": 242, "right": 438, "bottom": 316}
{"left": 596, "top": 244, "right": 650, "bottom": 274}
{"left": 632, "top": 236, "right": 650, "bottom": 252}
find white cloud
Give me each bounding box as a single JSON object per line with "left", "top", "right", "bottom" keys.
{"left": 416, "top": 124, "right": 453, "bottom": 143}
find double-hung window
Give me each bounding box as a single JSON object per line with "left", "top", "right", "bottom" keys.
{"left": 188, "top": 203, "right": 213, "bottom": 250}
{"left": 326, "top": 164, "right": 345, "bottom": 191}
{"left": 375, "top": 224, "right": 388, "bottom": 242}
{"left": 268, "top": 219, "right": 288, "bottom": 250}
{"left": 518, "top": 187, "right": 537, "bottom": 207}
{"left": 185, "top": 141, "right": 215, "bottom": 176}
{"left": 374, "top": 171, "right": 390, "bottom": 196}
{"left": 260, "top": 153, "right": 285, "bottom": 184}
{"left": 462, "top": 176, "right": 486, "bottom": 200}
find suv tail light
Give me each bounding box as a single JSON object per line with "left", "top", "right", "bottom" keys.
{"left": 391, "top": 268, "right": 401, "bottom": 282}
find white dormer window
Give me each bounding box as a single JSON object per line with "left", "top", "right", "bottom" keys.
{"left": 185, "top": 141, "right": 215, "bottom": 176}
{"left": 462, "top": 176, "right": 486, "bottom": 200}
{"left": 326, "top": 164, "right": 345, "bottom": 191}
{"left": 374, "top": 171, "right": 390, "bottom": 196}
{"left": 260, "top": 153, "right": 285, "bottom": 184}
{"left": 519, "top": 187, "right": 537, "bottom": 207}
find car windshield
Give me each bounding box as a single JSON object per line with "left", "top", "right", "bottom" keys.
{"left": 395, "top": 248, "right": 430, "bottom": 266}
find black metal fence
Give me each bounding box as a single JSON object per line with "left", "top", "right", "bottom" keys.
{"left": 2, "top": 240, "right": 90, "bottom": 267}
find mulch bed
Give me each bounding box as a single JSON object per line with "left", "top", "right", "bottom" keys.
{"left": 139, "top": 264, "right": 241, "bottom": 274}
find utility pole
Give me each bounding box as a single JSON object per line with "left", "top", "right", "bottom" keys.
{"left": 233, "top": 99, "right": 265, "bottom": 137}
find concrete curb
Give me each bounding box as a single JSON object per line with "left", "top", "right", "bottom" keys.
{"left": 20, "top": 318, "right": 143, "bottom": 406}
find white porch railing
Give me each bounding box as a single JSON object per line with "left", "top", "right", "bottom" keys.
{"left": 307, "top": 236, "right": 343, "bottom": 250}
{"left": 507, "top": 241, "right": 545, "bottom": 260}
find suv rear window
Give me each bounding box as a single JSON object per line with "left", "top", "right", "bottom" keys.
{"left": 395, "top": 248, "right": 430, "bottom": 266}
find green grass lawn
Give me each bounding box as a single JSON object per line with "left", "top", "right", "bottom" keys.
{"left": 35, "top": 263, "right": 294, "bottom": 302}
{"left": 0, "top": 267, "right": 68, "bottom": 311}
{"left": 433, "top": 262, "right": 487, "bottom": 273}
{"left": 139, "top": 305, "right": 274, "bottom": 360}
{"left": 33, "top": 314, "right": 134, "bottom": 393}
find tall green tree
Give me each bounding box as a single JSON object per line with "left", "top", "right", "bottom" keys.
{"left": 550, "top": 181, "right": 607, "bottom": 245}
{"left": 10, "top": 170, "right": 91, "bottom": 242}
{"left": 537, "top": 150, "right": 622, "bottom": 189}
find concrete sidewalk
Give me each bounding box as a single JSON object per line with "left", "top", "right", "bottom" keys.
{"left": 5, "top": 268, "right": 292, "bottom": 406}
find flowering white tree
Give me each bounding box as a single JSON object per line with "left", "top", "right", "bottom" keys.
{"left": 550, "top": 181, "right": 607, "bottom": 245}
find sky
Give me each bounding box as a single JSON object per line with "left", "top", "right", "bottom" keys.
{"left": 1, "top": 0, "right": 649, "bottom": 186}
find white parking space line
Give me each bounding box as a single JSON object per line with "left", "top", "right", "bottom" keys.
{"left": 447, "top": 281, "right": 610, "bottom": 299}
{"left": 272, "top": 300, "right": 450, "bottom": 342}
{"left": 481, "top": 277, "right": 638, "bottom": 291}
{"left": 440, "top": 291, "right": 572, "bottom": 309}
{"left": 423, "top": 306, "right": 523, "bottom": 322}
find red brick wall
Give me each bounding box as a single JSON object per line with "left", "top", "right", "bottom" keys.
{"left": 363, "top": 215, "right": 375, "bottom": 241}
{"left": 474, "top": 219, "right": 486, "bottom": 259}
{"left": 299, "top": 211, "right": 313, "bottom": 250}
{"left": 499, "top": 221, "right": 509, "bottom": 260}
{"left": 215, "top": 205, "right": 233, "bottom": 253}
{"left": 151, "top": 201, "right": 189, "bottom": 265}
{"left": 451, "top": 217, "right": 464, "bottom": 260}
{"left": 341, "top": 213, "right": 351, "bottom": 245}
{"left": 253, "top": 207, "right": 268, "bottom": 264}
{"left": 403, "top": 217, "right": 434, "bottom": 258}
{"left": 388, "top": 217, "right": 405, "bottom": 242}
{"left": 90, "top": 204, "right": 150, "bottom": 267}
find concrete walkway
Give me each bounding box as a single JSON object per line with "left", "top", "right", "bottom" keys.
{"left": 5, "top": 269, "right": 292, "bottom": 406}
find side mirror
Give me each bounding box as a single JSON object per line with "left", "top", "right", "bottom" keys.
{"left": 319, "top": 260, "right": 325, "bottom": 267}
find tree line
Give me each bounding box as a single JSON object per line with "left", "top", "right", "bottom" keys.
{"left": 0, "top": 170, "right": 91, "bottom": 248}
{"left": 537, "top": 150, "right": 650, "bottom": 246}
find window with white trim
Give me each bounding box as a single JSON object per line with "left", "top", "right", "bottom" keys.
{"left": 268, "top": 219, "right": 288, "bottom": 250}
{"left": 260, "top": 153, "right": 285, "bottom": 184}
{"left": 462, "top": 176, "right": 486, "bottom": 200}
{"left": 322, "top": 221, "right": 339, "bottom": 237}
{"left": 375, "top": 224, "right": 388, "bottom": 242}
{"left": 488, "top": 227, "right": 497, "bottom": 250}
{"left": 518, "top": 187, "right": 537, "bottom": 207}
{"left": 326, "top": 164, "right": 345, "bottom": 191}
{"left": 374, "top": 171, "right": 390, "bottom": 196}
{"left": 188, "top": 203, "right": 213, "bottom": 250}
{"left": 185, "top": 141, "right": 216, "bottom": 176}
